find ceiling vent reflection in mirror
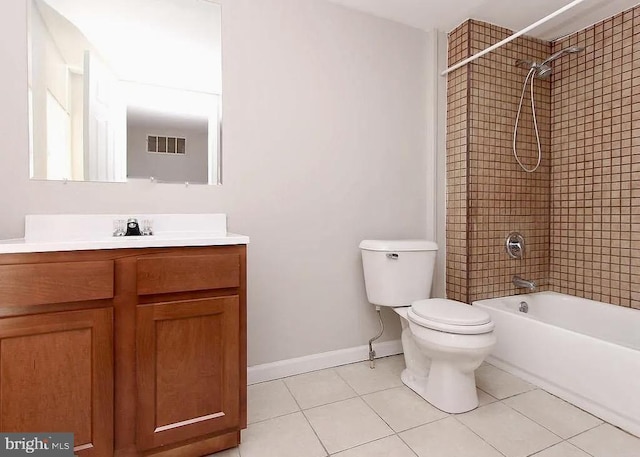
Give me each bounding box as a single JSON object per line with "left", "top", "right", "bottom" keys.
{"left": 147, "top": 136, "right": 186, "bottom": 155}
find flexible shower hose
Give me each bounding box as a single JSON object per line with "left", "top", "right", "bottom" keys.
{"left": 513, "top": 67, "right": 542, "bottom": 173}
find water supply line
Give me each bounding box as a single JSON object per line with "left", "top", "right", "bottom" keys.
{"left": 368, "top": 306, "right": 384, "bottom": 369}
{"left": 513, "top": 67, "right": 542, "bottom": 173}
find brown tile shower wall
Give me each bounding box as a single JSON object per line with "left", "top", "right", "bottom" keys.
{"left": 446, "top": 20, "right": 552, "bottom": 303}
{"left": 446, "top": 22, "right": 470, "bottom": 303}
{"left": 447, "top": 10, "right": 640, "bottom": 309}
{"left": 550, "top": 8, "right": 639, "bottom": 309}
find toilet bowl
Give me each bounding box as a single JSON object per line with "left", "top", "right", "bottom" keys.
{"left": 395, "top": 299, "right": 495, "bottom": 413}
{"left": 395, "top": 307, "right": 431, "bottom": 389}
{"left": 359, "top": 240, "right": 496, "bottom": 414}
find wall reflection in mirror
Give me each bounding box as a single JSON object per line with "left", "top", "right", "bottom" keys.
{"left": 28, "top": 0, "right": 221, "bottom": 184}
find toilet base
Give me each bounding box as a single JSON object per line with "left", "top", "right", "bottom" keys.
{"left": 424, "top": 360, "right": 479, "bottom": 413}
{"left": 401, "top": 368, "right": 429, "bottom": 399}
{"left": 401, "top": 364, "right": 479, "bottom": 414}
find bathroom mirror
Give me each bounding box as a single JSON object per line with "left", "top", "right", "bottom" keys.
{"left": 27, "top": 0, "right": 221, "bottom": 184}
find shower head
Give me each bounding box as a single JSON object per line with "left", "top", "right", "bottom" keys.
{"left": 515, "top": 46, "right": 584, "bottom": 79}
{"left": 540, "top": 46, "right": 584, "bottom": 66}
{"left": 536, "top": 64, "right": 553, "bottom": 79}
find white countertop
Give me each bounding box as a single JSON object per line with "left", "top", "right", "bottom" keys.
{"left": 0, "top": 233, "right": 249, "bottom": 254}
{"left": 0, "top": 214, "right": 249, "bottom": 254}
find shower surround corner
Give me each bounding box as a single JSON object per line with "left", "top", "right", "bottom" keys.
{"left": 446, "top": 8, "right": 640, "bottom": 310}
{"left": 446, "top": 20, "right": 552, "bottom": 304}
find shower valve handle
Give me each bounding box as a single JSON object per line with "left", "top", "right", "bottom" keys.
{"left": 506, "top": 232, "right": 526, "bottom": 259}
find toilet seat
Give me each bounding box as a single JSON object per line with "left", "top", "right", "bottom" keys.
{"left": 408, "top": 299, "right": 494, "bottom": 335}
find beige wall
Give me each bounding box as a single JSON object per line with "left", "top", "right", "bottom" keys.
{"left": 0, "top": 0, "right": 437, "bottom": 365}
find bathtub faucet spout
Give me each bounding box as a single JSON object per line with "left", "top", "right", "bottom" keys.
{"left": 513, "top": 275, "right": 537, "bottom": 291}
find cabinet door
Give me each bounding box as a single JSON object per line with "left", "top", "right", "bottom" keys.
{"left": 136, "top": 296, "right": 240, "bottom": 450}
{"left": 0, "top": 308, "right": 113, "bottom": 457}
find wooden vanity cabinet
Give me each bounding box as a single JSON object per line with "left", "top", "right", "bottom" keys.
{"left": 131, "top": 249, "right": 246, "bottom": 455}
{"left": 0, "top": 258, "right": 115, "bottom": 457}
{"left": 0, "top": 245, "right": 247, "bottom": 457}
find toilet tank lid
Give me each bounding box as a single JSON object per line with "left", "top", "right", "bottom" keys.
{"left": 359, "top": 240, "right": 438, "bottom": 252}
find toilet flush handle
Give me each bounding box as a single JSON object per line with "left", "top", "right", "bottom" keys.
{"left": 386, "top": 253, "right": 399, "bottom": 260}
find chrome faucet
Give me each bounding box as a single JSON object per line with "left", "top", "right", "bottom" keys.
{"left": 513, "top": 275, "right": 537, "bottom": 291}
{"left": 112, "top": 218, "right": 153, "bottom": 237}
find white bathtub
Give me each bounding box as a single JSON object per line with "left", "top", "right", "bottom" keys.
{"left": 473, "top": 291, "right": 640, "bottom": 438}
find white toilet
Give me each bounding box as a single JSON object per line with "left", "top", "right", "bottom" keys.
{"left": 359, "top": 240, "right": 496, "bottom": 414}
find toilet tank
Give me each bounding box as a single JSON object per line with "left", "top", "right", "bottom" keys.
{"left": 359, "top": 240, "right": 438, "bottom": 307}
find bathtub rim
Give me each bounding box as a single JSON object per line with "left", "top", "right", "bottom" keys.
{"left": 473, "top": 291, "right": 640, "bottom": 352}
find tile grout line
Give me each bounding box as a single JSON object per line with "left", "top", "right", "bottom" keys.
{"left": 249, "top": 358, "right": 405, "bottom": 456}
{"left": 561, "top": 440, "right": 598, "bottom": 457}
{"left": 305, "top": 357, "right": 418, "bottom": 456}
{"left": 298, "top": 408, "right": 331, "bottom": 456}
{"left": 495, "top": 398, "right": 564, "bottom": 441}
{"left": 388, "top": 415, "right": 451, "bottom": 436}
{"left": 353, "top": 389, "right": 412, "bottom": 454}
{"left": 333, "top": 355, "right": 405, "bottom": 394}
{"left": 394, "top": 432, "right": 422, "bottom": 457}
{"left": 527, "top": 440, "right": 570, "bottom": 457}
{"left": 246, "top": 409, "right": 301, "bottom": 426}
{"left": 281, "top": 376, "right": 332, "bottom": 457}
{"left": 244, "top": 378, "right": 302, "bottom": 425}
{"left": 308, "top": 389, "right": 398, "bottom": 455}
{"left": 498, "top": 395, "right": 604, "bottom": 442}
{"left": 451, "top": 413, "right": 509, "bottom": 457}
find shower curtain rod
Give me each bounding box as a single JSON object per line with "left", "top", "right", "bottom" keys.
{"left": 440, "top": 0, "right": 587, "bottom": 76}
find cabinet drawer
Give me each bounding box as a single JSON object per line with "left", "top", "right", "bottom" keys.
{"left": 137, "top": 254, "right": 240, "bottom": 296}
{"left": 0, "top": 261, "right": 114, "bottom": 308}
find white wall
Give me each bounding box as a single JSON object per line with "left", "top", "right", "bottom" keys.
{"left": 427, "top": 30, "right": 448, "bottom": 299}
{"left": 1, "top": 0, "right": 439, "bottom": 366}
{"left": 127, "top": 118, "right": 209, "bottom": 184}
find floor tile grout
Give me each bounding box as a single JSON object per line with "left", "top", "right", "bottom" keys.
{"left": 450, "top": 414, "right": 509, "bottom": 457}
{"left": 495, "top": 398, "right": 564, "bottom": 440}
{"left": 561, "top": 441, "right": 598, "bottom": 457}
{"left": 394, "top": 432, "right": 422, "bottom": 457}
{"left": 497, "top": 395, "right": 603, "bottom": 442}
{"left": 281, "top": 378, "right": 332, "bottom": 456}
{"left": 301, "top": 357, "right": 422, "bottom": 456}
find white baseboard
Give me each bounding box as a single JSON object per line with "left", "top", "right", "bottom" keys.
{"left": 248, "top": 339, "right": 403, "bottom": 385}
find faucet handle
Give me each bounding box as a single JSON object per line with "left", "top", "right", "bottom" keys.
{"left": 142, "top": 219, "right": 154, "bottom": 236}
{"left": 112, "top": 219, "right": 126, "bottom": 237}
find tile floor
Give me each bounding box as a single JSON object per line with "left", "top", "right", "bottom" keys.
{"left": 211, "top": 356, "right": 640, "bottom": 457}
